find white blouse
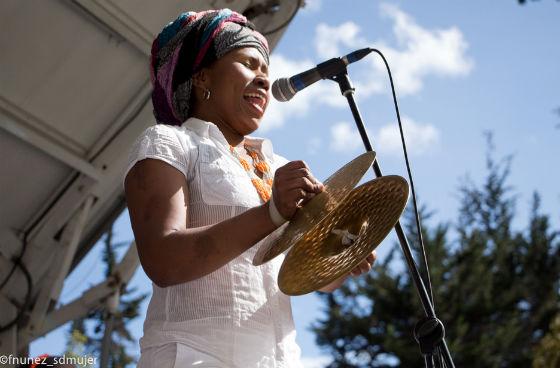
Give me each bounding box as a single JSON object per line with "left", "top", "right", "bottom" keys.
{"left": 123, "top": 117, "right": 302, "bottom": 368}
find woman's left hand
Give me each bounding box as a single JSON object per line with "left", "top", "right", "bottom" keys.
{"left": 349, "top": 251, "right": 377, "bottom": 277}
{"left": 318, "top": 251, "right": 377, "bottom": 292}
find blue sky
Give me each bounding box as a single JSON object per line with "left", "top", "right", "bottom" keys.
{"left": 31, "top": 1, "right": 560, "bottom": 367}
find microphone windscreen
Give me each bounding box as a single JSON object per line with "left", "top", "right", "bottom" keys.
{"left": 271, "top": 78, "right": 294, "bottom": 102}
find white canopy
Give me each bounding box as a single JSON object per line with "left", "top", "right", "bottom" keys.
{"left": 0, "top": 0, "right": 301, "bottom": 354}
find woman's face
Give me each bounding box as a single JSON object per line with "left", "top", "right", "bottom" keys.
{"left": 196, "top": 47, "right": 270, "bottom": 139}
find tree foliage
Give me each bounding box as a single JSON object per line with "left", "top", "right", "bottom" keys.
{"left": 65, "top": 224, "right": 147, "bottom": 368}
{"left": 533, "top": 314, "right": 560, "bottom": 368}
{"left": 313, "top": 144, "right": 560, "bottom": 367}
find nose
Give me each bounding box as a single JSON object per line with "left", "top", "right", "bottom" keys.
{"left": 255, "top": 74, "right": 270, "bottom": 91}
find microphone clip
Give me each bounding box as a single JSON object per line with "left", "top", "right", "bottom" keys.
{"left": 316, "top": 57, "right": 348, "bottom": 80}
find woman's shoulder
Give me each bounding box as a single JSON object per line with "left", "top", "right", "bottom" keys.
{"left": 123, "top": 123, "right": 200, "bottom": 188}
{"left": 127, "top": 122, "right": 203, "bottom": 167}
{"left": 138, "top": 123, "right": 200, "bottom": 148}
{"left": 141, "top": 122, "right": 190, "bottom": 138}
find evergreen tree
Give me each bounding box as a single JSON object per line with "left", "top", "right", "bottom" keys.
{"left": 533, "top": 314, "right": 560, "bottom": 368}
{"left": 66, "top": 224, "right": 147, "bottom": 368}
{"left": 64, "top": 319, "right": 93, "bottom": 368}
{"left": 313, "top": 143, "right": 560, "bottom": 367}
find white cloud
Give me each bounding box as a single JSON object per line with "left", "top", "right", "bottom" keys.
{"left": 313, "top": 22, "right": 385, "bottom": 98}
{"left": 376, "top": 116, "right": 440, "bottom": 155}
{"left": 313, "top": 4, "right": 473, "bottom": 96}
{"left": 315, "top": 22, "right": 368, "bottom": 59}
{"left": 261, "top": 4, "right": 473, "bottom": 131}
{"left": 301, "top": 0, "right": 322, "bottom": 13}
{"left": 301, "top": 355, "right": 332, "bottom": 368}
{"left": 376, "top": 4, "right": 474, "bottom": 94}
{"left": 306, "top": 137, "right": 322, "bottom": 155}
{"left": 329, "top": 121, "right": 366, "bottom": 153}
{"left": 328, "top": 117, "right": 440, "bottom": 156}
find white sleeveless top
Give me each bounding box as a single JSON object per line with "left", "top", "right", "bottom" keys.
{"left": 123, "top": 117, "right": 302, "bottom": 367}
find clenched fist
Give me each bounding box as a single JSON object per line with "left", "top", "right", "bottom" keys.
{"left": 272, "top": 160, "right": 324, "bottom": 220}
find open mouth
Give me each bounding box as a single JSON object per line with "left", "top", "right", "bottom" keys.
{"left": 244, "top": 92, "right": 267, "bottom": 114}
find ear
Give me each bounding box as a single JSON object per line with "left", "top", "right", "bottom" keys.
{"left": 192, "top": 68, "right": 210, "bottom": 89}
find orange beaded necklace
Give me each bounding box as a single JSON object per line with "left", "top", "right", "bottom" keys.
{"left": 229, "top": 144, "right": 273, "bottom": 202}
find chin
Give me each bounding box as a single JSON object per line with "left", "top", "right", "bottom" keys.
{"left": 240, "top": 117, "right": 261, "bottom": 135}
{"left": 243, "top": 124, "right": 260, "bottom": 136}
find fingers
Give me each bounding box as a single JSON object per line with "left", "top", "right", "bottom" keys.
{"left": 280, "top": 160, "right": 308, "bottom": 170}
{"left": 276, "top": 165, "right": 323, "bottom": 193}
{"left": 299, "top": 191, "right": 317, "bottom": 207}
{"left": 286, "top": 177, "right": 323, "bottom": 194}
{"left": 350, "top": 251, "right": 377, "bottom": 277}
{"left": 366, "top": 251, "right": 377, "bottom": 265}
{"left": 272, "top": 160, "right": 324, "bottom": 219}
{"left": 284, "top": 188, "right": 310, "bottom": 205}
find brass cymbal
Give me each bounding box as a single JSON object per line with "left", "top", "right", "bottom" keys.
{"left": 252, "top": 151, "right": 376, "bottom": 266}
{"left": 278, "top": 175, "right": 409, "bottom": 296}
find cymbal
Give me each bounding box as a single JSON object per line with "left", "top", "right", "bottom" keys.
{"left": 278, "top": 175, "right": 409, "bottom": 296}
{"left": 252, "top": 151, "right": 376, "bottom": 266}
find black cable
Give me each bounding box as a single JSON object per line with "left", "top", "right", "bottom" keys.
{"left": 369, "top": 48, "right": 435, "bottom": 307}
{"left": 0, "top": 258, "right": 18, "bottom": 291}
{"left": 261, "top": 0, "right": 302, "bottom": 36}
{"left": 0, "top": 233, "right": 29, "bottom": 291}
{"left": 0, "top": 258, "right": 33, "bottom": 332}
{"left": 0, "top": 169, "right": 80, "bottom": 293}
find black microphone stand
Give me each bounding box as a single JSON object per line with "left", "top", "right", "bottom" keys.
{"left": 327, "top": 64, "right": 455, "bottom": 367}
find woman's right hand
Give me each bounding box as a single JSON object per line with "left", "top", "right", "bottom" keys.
{"left": 272, "top": 160, "right": 324, "bottom": 220}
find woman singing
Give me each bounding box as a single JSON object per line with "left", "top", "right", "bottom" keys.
{"left": 124, "top": 9, "right": 376, "bottom": 367}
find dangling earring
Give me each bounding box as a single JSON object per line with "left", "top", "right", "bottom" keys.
{"left": 203, "top": 88, "right": 211, "bottom": 101}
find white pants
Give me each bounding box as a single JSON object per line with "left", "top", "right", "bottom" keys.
{"left": 138, "top": 343, "right": 229, "bottom": 368}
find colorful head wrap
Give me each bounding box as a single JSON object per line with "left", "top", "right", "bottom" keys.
{"left": 150, "top": 9, "right": 270, "bottom": 125}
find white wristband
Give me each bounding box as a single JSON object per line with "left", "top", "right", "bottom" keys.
{"left": 268, "top": 191, "right": 288, "bottom": 227}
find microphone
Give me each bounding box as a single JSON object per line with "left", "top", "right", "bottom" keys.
{"left": 271, "top": 47, "right": 372, "bottom": 102}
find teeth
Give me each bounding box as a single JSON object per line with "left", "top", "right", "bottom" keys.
{"left": 244, "top": 93, "right": 264, "bottom": 100}
{"left": 244, "top": 93, "right": 266, "bottom": 110}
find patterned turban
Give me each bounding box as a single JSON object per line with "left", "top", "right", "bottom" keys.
{"left": 150, "top": 9, "right": 270, "bottom": 125}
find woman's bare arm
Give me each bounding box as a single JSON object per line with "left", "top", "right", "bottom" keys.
{"left": 125, "top": 159, "right": 278, "bottom": 287}
{"left": 125, "top": 158, "right": 323, "bottom": 288}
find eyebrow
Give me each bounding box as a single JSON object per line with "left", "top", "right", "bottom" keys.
{"left": 246, "top": 54, "right": 268, "bottom": 74}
